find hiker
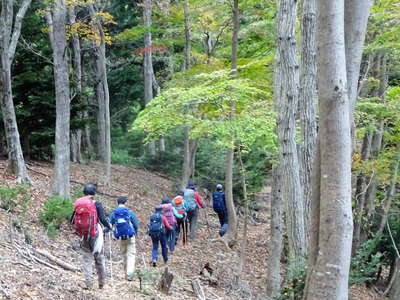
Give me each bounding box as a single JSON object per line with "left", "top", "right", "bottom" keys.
{"left": 108, "top": 196, "right": 139, "bottom": 281}
{"left": 70, "top": 184, "right": 112, "bottom": 290}
{"left": 212, "top": 184, "right": 228, "bottom": 231}
{"left": 171, "top": 193, "right": 189, "bottom": 245}
{"left": 161, "top": 197, "right": 178, "bottom": 253}
{"left": 147, "top": 205, "right": 171, "bottom": 267}
{"left": 184, "top": 182, "right": 205, "bottom": 241}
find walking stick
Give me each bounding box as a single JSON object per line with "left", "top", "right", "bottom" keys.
{"left": 108, "top": 232, "right": 113, "bottom": 288}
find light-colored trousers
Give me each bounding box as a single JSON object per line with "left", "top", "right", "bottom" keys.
{"left": 120, "top": 235, "right": 136, "bottom": 279}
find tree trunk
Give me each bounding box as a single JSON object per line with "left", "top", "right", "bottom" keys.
{"left": 299, "top": 0, "right": 317, "bottom": 242}
{"left": 345, "top": 0, "right": 373, "bottom": 119}
{"left": 304, "top": 1, "right": 353, "bottom": 298}
{"left": 0, "top": 0, "right": 32, "bottom": 184}
{"left": 266, "top": 165, "right": 283, "bottom": 298}
{"left": 275, "top": 0, "right": 306, "bottom": 259}
{"left": 143, "top": 0, "right": 156, "bottom": 157}
{"left": 183, "top": 0, "right": 191, "bottom": 71}
{"left": 223, "top": 147, "right": 237, "bottom": 247}
{"left": 389, "top": 259, "right": 400, "bottom": 300}
{"left": 377, "top": 153, "right": 399, "bottom": 236}
{"left": 46, "top": 0, "right": 71, "bottom": 198}
{"left": 68, "top": 6, "right": 82, "bottom": 164}
{"left": 89, "top": 3, "right": 111, "bottom": 184}
{"left": 181, "top": 127, "right": 198, "bottom": 189}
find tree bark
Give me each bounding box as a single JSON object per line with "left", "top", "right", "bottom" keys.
{"left": 89, "top": 3, "right": 111, "bottom": 184}
{"left": 68, "top": 6, "right": 82, "bottom": 164}
{"left": 143, "top": 0, "right": 156, "bottom": 156}
{"left": 266, "top": 165, "right": 283, "bottom": 298}
{"left": 275, "top": 0, "right": 306, "bottom": 259}
{"left": 46, "top": 0, "right": 71, "bottom": 198}
{"left": 304, "top": 1, "right": 353, "bottom": 298}
{"left": 0, "top": 0, "right": 32, "bottom": 184}
{"left": 299, "top": 0, "right": 317, "bottom": 242}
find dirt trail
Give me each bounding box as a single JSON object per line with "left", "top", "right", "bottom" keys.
{"left": 0, "top": 160, "right": 379, "bottom": 299}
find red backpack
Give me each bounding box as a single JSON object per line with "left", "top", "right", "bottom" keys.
{"left": 73, "top": 196, "right": 98, "bottom": 239}
{"left": 161, "top": 203, "right": 177, "bottom": 228}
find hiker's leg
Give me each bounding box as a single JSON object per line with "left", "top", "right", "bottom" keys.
{"left": 94, "top": 250, "right": 106, "bottom": 287}
{"left": 175, "top": 220, "right": 181, "bottom": 244}
{"left": 81, "top": 246, "right": 94, "bottom": 288}
{"left": 169, "top": 227, "right": 176, "bottom": 252}
{"left": 126, "top": 236, "right": 136, "bottom": 278}
{"left": 223, "top": 209, "right": 228, "bottom": 224}
{"left": 217, "top": 211, "right": 224, "bottom": 227}
{"left": 151, "top": 236, "right": 159, "bottom": 262}
{"left": 189, "top": 209, "right": 199, "bottom": 240}
{"left": 160, "top": 233, "right": 168, "bottom": 263}
{"left": 120, "top": 240, "right": 128, "bottom": 273}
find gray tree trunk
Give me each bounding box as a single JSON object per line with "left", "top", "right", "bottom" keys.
{"left": 68, "top": 6, "right": 82, "bottom": 164}
{"left": 299, "top": 0, "right": 317, "bottom": 241}
{"left": 345, "top": 0, "right": 373, "bottom": 120}
{"left": 266, "top": 165, "right": 283, "bottom": 299}
{"left": 46, "top": 0, "right": 71, "bottom": 198}
{"left": 89, "top": 3, "right": 111, "bottom": 184}
{"left": 143, "top": 0, "right": 156, "bottom": 156}
{"left": 0, "top": 0, "right": 32, "bottom": 184}
{"left": 304, "top": 1, "right": 353, "bottom": 298}
{"left": 181, "top": 127, "right": 198, "bottom": 190}
{"left": 275, "top": 0, "right": 306, "bottom": 259}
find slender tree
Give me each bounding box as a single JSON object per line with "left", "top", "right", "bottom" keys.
{"left": 0, "top": 0, "right": 32, "bottom": 184}
{"left": 46, "top": 0, "right": 71, "bottom": 198}
{"left": 275, "top": 0, "right": 306, "bottom": 259}
{"left": 89, "top": 2, "right": 111, "bottom": 184}
{"left": 143, "top": 0, "right": 156, "bottom": 156}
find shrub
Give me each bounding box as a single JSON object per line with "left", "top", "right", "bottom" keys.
{"left": 40, "top": 196, "right": 73, "bottom": 237}
{"left": 0, "top": 185, "right": 30, "bottom": 212}
{"left": 112, "top": 149, "right": 135, "bottom": 165}
{"left": 349, "top": 237, "right": 383, "bottom": 285}
{"left": 279, "top": 258, "right": 307, "bottom": 300}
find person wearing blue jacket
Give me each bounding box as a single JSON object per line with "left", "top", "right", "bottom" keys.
{"left": 109, "top": 196, "right": 139, "bottom": 281}
{"left": 212, "top": 184, "right": 228, "bottom": 235}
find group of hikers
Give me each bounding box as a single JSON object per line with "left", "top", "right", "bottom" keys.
{"left": 70, "top": 182, "right": 228, "bottom": 289}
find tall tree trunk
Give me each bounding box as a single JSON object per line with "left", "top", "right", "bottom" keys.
{"left": 389, "top": 259, "right": 400, "bottom": 300}
{"left": 183, "top": 0, "right": 191, "bottom": 71}
{"left": 299, "top": 0, "right": 317, "bottom": 242}
{"left": 0, "top": 0, "right": 32, "bottom": 184}
{"left": 275, "top": 0, "right": 306, "bottom": 259}
{"left": 304, "top": 1, "right": 353, "bottom": 298}
{"left": 68, "top": 6, "right": 82, "bottom": 164}
{"left": 266, "top": 165, "right": 284, "bottom": 298}
{"left": 143, "top": 0, "right": 156, "bottom": 156}
{"left": 89, "top": 3, "right": 111, "bottom": 184}
{"left": 181, "top": 127, "right": 198, "bottom": 189}
{"left": 345, "top": 0, "right": 373, "bottom": 120}
{"left": 46, "top": 0, "right": 71, "bottom": 198}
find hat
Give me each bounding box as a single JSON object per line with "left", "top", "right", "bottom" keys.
{"left": 161, "top": 197, "right": 171, "bottom": 204}
{"left": 187, "top": 182, "right": 196, "bottom": 190}
{"left": 173, "top": 196, "right": 183, "bottom": 205}
{"left": 216, "top": 184, "right": 223, "bottom": 190}
{"left": 155, "top": 205, "right": 163, "bottom": 213}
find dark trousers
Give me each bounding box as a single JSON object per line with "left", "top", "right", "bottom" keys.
{"left": 151, "top": 233, "right": 168, "bottom": 263}
{"left": 165, "top": 227, "right": 176, "bottom": 252}
{"left": 175, "top": 218, "right": 188, "bottom": 245}
{"left": 216, "top": 209, "right": 228, "bottom": 227}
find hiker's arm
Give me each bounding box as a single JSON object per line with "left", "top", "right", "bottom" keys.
{"left": 172, "top": 207, "right": 184, "bottom": 219}
{"left": 129, "top": 211, "right": 139, "bottom": 232}
{"left": 195, "top": 192, "right": 205, "bottom": 208}
{"left": 69, "top": 211, "right": 75, "bottom": 224}
{"left": 95, "top": 202, "right": 112, "bottom": 230}
{"left": 162, "top": 216, "right": 172, "bottom": 231}
{"left": 108, "top": 211, "right": 115, "bottom": 226}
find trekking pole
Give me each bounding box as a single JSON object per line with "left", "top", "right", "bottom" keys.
{"left": 108, "top": 232, "right": 113, "bottom": 289}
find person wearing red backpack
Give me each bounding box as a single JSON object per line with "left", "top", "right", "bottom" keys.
{"left": 70, "top": 184, "right": 112, "bottom": 290}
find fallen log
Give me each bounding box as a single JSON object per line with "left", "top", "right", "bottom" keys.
{"left": 34, "top": 248, "right": 80, "bottom": 272}
{"left": 191, "top": 278, "right": 206, "bottom": 300}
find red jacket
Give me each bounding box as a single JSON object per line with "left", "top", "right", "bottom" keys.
{"left": 162, "top": 215, "right": 172, "bottom": 231}
{"left": 194, "top": 192, "right": 204, "bottom": 208}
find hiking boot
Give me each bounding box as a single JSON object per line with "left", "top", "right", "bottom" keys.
{"left": 83, "top": 282, "right": 93, "bottom": 290}
{"left": 99, "top": 283, "right": 105, "bottom": 289}
{"left": 152, "top": 260, "right": 157, "bottom": 267}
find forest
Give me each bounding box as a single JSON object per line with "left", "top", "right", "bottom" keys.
{"left": 0, "top": 0, "right": 399, "bottom": 299}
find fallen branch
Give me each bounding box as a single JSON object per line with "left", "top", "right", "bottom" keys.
{"left": 34, "top": 248, "right": 80, "bottom": 272}
{"left": 191, "top": 278, "right": 206, "bottom": 300}
{"left": 158, "top": 267, "right": 174, "bottom": 294}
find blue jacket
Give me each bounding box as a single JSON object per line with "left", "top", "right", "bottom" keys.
{"left": 109, "top": 205, "right": 140, "bottom": 233}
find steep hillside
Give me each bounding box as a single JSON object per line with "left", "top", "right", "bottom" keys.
{"left": 0, "top": 160, "right": 379, "bottom": 299}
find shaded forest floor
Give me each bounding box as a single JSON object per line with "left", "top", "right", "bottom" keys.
{"left": 0, "top": 159, "right": 380, "bottom": 299}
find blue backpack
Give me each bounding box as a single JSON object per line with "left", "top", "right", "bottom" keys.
{"left": 113, "top": 207, "right": 135, "bottom": 240}
{"left": 148, "top": 213, "right": 164, "bottom": 238}
{"left": 184, "top": 188, "right": 197, "bottom": 212}
{"left": 212, "top": 192, "right": 225, "bottom": 212}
